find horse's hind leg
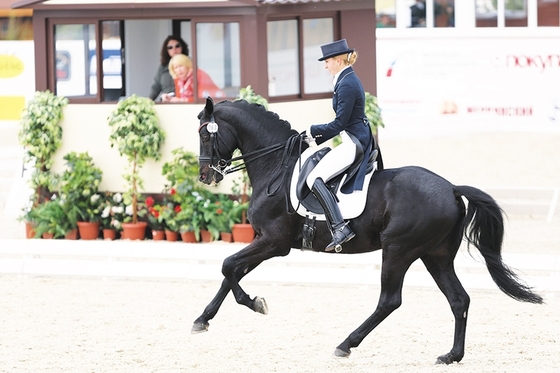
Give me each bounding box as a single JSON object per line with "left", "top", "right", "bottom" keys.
{"left": 334, "top": 255, "right": 412, "bottom": 357}
{"left": 421, "top": 254, "right": 470, "bottom": 364}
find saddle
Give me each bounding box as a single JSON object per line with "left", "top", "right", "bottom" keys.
{"left": 294, "top": 133, "right": 378, "bottom": 215}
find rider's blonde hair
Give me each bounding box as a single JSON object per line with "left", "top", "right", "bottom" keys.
{"left": 334, "top": 51, "right": 358, "bottom": 66}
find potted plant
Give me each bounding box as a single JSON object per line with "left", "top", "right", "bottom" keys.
{"left": 32, "top": 197, "right": 75, "bottom": 239}
{"left": 230, "top": 172, "right": 254, "bottom": 243}
{"left": 58, "top": 152, "right": 103, "bottom": 239}
{"left": 145, "top": 196, "right": 166, "bottom": 240}
{"left": 100, "top": 192, "right": 126, "bottom": 240}
{"left": 237, "top": 85, "right": 268, "bottom": 109}
{"left": 365, "top": 92, "right": 385, "bottom": 136}
{"left": 17, "top": 90, "right": 68, "bottom": 236}
{"left": 160, "top": 200, "right": 182, "bottom": 241}
{"left": 174, "top": 190, "right": 209, "bottom": 243}
{"left": 204, "top": 193, "right": 245, "bottom": 242}
{"left": 107, "top": 94, "right": 166, "bottom": 240}
{"left": 199, "top": 193, "right": 221, "bottom": 242}
{"left": 162, "top": 147, "right": 206, "bottom": 241}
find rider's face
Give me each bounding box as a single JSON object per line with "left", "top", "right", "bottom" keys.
{"left": 324, "top": 56, "right": 344, "bottom": 76}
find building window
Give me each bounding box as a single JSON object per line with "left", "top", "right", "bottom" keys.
{"left": 195, "top": 22, "right": 240, "bottom": 99}
{"left": 54, "top": 22, "right": 123, "bottom": 101}
{"left": 303, "top": 18, "right": 334, "bottom": 95}
{"left": 376, "top": 0, "right": 397, "bottom": 28}
{"left": 54, "top": 24, "right": 97, "bottom": 98}
{"left": 267, "top": 20, "right": 299, "bottom": 97}
{"left": 476, "top": 0, "right": 528, "bottom": 27}
{"left": 267, "top": 16, "right": 335, "bottom": 98}
{"left": 505, "top": 0, "right": 527, "bottom": 27}
{"left": 538, "top": 0, "right": 560, "bottom": 26}
{"left": 406, "top": 0, "right": 455, "bottom": 28}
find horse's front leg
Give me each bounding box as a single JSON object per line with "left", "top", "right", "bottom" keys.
{"left": 191, "top": 236, "right": 289, "bottom": 333}
{"left": 222, "top": 237, "right": 288, "bottom": 313}
{"left": 192, "top": 278, "right": 231, "bottom": 333}
{"left": 191, "top": 261, "right": 261, "bottom": 334}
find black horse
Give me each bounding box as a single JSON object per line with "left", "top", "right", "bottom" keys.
{"left": 193, "top": 97, "right": 542, "bottom": 364}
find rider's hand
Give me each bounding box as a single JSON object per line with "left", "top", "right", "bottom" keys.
{"left": 303, "top": 128, "right": 314, "bottom": 144}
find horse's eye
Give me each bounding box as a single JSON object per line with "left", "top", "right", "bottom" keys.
{"left": 201, "top": 134, "right": 210, "bottom": 142}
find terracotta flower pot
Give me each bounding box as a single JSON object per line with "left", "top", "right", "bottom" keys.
{"left": 232, "top": 223, "right": 255, "bottom": 243}
{"left": 165, "top": 230, "right": 178, "bottom": 242}
{"left": 220, "top": 232, "right": 233, "bottom": 243}
{"left": 65, "top": 228, "right": 79, "bottom": 240}
{"left": 180, "top": 231, "right": 197, "bottom": 243}
{"left": 103, "top": 229, "right": 117, "bottom": 240}
{"left": 77, "top": 221, "right": 100, "bottom": 240}
{"left": 200, "top": 229, "right": 214, "bottom": 243}
{"left": 25, "top": 222, "right": 36, "bottom": 239}
{"left": 152, "top": 230, "right": 165, "bottom": 241}
{"left": 42, "top": 232, "right": 54, "bottom": 239}
{"left": 121, "top": 222, "right": 148, "bottom": 240}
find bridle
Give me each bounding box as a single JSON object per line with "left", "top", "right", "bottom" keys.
{"left": 198, "top": 119, "right": 305, "bottom": 196}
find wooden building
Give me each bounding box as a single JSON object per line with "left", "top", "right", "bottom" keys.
{"left": 11, "top": 0, "right": 376, "bottom": 104}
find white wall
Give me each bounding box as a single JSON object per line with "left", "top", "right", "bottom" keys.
{"left": 51, "top": 99, "right": 334, "bottom": 195}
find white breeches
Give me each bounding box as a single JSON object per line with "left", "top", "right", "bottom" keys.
{"left": 306, "top": 131, "right": 358, "bottom": 189}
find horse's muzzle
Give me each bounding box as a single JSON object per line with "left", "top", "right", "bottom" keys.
{"left": 199, "top": 168, "right": 223, "bottom": 185}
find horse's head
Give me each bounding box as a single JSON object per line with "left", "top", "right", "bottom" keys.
{"left": 197, "top": 97, "right": 238, "bottom": 185}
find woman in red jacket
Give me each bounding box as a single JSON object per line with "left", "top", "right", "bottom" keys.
{"left": 161, "top": 54, "right": 225, "bottom": 103}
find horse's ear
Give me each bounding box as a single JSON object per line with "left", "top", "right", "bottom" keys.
{"left": 204, "top": 97, "right": 215, "bottom": 116}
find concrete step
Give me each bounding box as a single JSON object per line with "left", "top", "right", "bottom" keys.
{"left": 0, "top": 239, "right": 557, "bottom": 293}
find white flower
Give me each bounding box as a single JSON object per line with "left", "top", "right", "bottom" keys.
{"left": 113, "top": 193, "right": 123, "bottom": 203}
{"left": 91, "top": 194, "right": 100, "bottom": 203}
{"left": 101, "top": 206, "right": 111, "bottom": 218}
{"left": 112, "top": 206, "right": 124, "bottom": 214}
{"left": 125, "top": 205, "right": 133, "bottom": 216}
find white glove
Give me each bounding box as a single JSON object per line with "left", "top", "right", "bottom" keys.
{"left": 304, "top": 127, "right": 315, "bottom": 144}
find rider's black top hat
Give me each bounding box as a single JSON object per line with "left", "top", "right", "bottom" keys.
{"left": 318, "top": 39, "right": 354, "bottom": 61}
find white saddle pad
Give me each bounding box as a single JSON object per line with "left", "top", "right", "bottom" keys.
{"left": 289, "top": 146, "right": 376, "bottom": 221}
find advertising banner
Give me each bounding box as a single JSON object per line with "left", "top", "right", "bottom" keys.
{"left": 377, "top": 36, "right": 560, "bottom": 130}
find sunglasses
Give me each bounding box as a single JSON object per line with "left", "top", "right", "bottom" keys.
{"left": 167, "top": 43, "right": 181, "bottom": 50}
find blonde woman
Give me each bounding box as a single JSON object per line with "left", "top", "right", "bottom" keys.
{"left": 305, "top": 39, "right": 375, "bottom": 252}
{"left": 161, "top": 54, "right": 224, "bottom": 103}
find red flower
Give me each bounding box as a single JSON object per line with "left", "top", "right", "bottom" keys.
{"left": 174, "top": 205, "right": 181, "bottom": 213}
{"left": 216, "top": 208, "right": 224, "bottom": 215}
{"left": 170, "top": 188, "right": 177, "bottom": 195}
{"left": 145, "top": 196, "right": 155, "bottom": 207}
{"left": 152, "top": 210, "right": 160, "bottom": 218}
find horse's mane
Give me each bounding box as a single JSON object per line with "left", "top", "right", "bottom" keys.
{"left": 215, "top": 100, "right": 298, "bottom": 137}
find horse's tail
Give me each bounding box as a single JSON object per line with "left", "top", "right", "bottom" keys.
{"left": 454, "top": 185, "right": 543, "bottom": 304}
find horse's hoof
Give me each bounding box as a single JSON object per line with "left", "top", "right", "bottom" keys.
{"left": 253, "top": 296, "right": 268, "bottom": 315}
{"left": 333, "top": 348, "right": 350, "bottom": 358}
{"left": 191, "top": 322, "right": 209, "bottom": 334}
{"left": 435, "top": 353, "right": 455, "bottom": 365}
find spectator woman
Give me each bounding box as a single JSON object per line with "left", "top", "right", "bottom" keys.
{"left": 149, "top": 35, "right": 189, "bottom": 101}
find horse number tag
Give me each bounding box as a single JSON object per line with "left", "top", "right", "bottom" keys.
{"left": 207, "top": 122, "right": 218, "bottom": 133}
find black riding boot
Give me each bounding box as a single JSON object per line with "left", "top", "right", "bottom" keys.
{"left": 311, "top": 178, "right": 356, "bottom": 252}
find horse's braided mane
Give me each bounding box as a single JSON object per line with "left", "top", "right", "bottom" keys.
{"left": 216, "top": 99, "right": 296, "bottom": 136}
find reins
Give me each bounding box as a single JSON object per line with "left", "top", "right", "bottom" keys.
{"left": 198, "top": 120, "right": 305, "bottom": 198}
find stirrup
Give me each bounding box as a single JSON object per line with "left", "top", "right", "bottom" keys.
{"left": 325, "top": 222, "right": 355, "bottom": 252}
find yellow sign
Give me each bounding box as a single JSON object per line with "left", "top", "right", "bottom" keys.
{"left": 0, "top": 96, "right": 25, "bottom": 120}
{"left": 0, "top": 55, "right": 25, "bottom": 78}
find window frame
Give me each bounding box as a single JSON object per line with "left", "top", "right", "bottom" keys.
{"left": 266, "top": 12, "right": 339, "bottom": 102}
{"left": 48, "top": 18, "right": 103, "bottom": 103}
{"left": 47, "top": 15, "right": 246, "bottom": 104}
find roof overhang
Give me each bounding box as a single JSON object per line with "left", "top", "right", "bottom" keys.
{"left": 11, "top": 0, "right": 256, "bottom": 10}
